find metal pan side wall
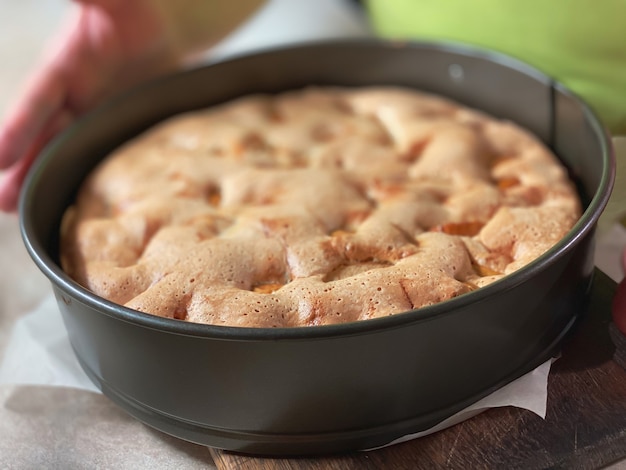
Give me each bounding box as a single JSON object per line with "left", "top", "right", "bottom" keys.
{"left": 19, "top": 40, "right": 614, "bottom": 455}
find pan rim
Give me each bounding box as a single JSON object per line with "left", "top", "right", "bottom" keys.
{"left": 19, "top": 38, "right": 615, "bottom": 341}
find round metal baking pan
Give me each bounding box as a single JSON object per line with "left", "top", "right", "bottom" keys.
{"left": 19, "top": 39, "right": 615, "bottom": 455}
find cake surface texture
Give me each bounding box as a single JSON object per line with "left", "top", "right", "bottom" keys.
{"left": 60, "top": 87, "right": 581, "bottom": 327}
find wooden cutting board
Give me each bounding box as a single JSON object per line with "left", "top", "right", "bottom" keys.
{"left": 210, "top": 270, "right": 626, "bottom": 469}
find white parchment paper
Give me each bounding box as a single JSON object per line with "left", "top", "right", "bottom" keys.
{"left": 0, "top": 294, "right": 99, "bottom": 393}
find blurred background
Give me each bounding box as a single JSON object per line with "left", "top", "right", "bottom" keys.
{"left": 0, "top": 1, "right": 624, "bottom": 467}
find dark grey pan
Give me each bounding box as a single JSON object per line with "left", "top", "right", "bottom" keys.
{"left": 20, "top": 39, "right": 614, "bottom": 455}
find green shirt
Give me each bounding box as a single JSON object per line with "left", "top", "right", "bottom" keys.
{"left": 366, "top": 0, "right": 626, "bottom": 134}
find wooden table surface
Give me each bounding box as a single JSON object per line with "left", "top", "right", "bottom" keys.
{"left": 210, "top": 270, "right": 626, "bottom": 469}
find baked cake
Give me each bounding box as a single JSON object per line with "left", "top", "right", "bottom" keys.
{"left": 59, "top": 87, "right": 581, "bottom": 327}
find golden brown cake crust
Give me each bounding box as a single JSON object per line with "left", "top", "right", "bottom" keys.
{"left": 60, "top": 87, "right": 581, "bottom": 327}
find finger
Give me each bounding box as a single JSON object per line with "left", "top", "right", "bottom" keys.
{"left": 0, "top": 160, "right": 26, "bottom": 212}
{"left": 0, "top": 5, "right": 80, "bottom": 170}
{"left": 0, "top": 109, "right": 73, "bottom": 212}
{"left": 0, "top": 61, "right": 68, "bottom": 170}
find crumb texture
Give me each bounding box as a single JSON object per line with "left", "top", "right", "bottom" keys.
{"left": 60, "top": 87, "right": 581, "bottom": 327}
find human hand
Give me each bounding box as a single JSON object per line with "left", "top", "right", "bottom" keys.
{"left": 0, "top": 0, "right": 265, "bottom": 212}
